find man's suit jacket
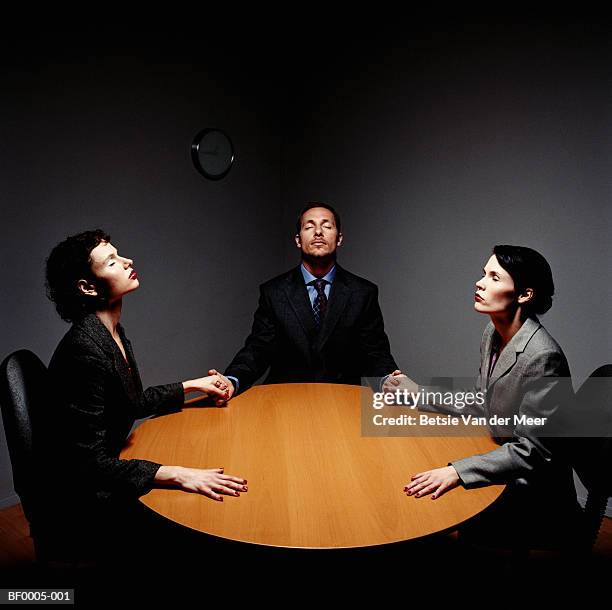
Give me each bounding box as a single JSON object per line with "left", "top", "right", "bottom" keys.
{"left": 44, "top": 314, "right": 184, "bottom": 505}
{"left": 225, "top": 264, "right": 398, "bottom": 391}
{"left": 450, "top": 317, "right": 576, "bottom": 504}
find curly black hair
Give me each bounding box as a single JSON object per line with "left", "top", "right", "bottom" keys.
{"left": 45, "top": 229, "right": 111, "bottom": 323}
{"left": 493, "top": 244, "right": 555, "bottom": 317}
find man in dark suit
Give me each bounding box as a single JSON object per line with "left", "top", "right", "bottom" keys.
{"left": 215, "top": 203, "right": 399, "bottom": 398}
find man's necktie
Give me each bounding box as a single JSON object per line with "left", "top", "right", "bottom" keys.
{"left": 311, "top": 279, "right": 328, "bottom": 327}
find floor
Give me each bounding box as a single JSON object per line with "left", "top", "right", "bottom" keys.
{"left": 1, "top": 502, "right": 611, "bottom": 601}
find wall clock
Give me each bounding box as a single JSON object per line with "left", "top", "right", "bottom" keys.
{"left": 191, "top": 128, "right": 234, "bottom": 180}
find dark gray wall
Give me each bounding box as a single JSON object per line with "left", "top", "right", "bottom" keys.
{"left": 0, "top": 40, "right": 283, "bottom": 506}
{"left": 279, "top": 25, "right": 612, "bottom": 512}
{"left": 1, "top": 25, "right": 610, "bottom": 512}
{"left": 281, "top": 26, "right": 612, "bottom": 384}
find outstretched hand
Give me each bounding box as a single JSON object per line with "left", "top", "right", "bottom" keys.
{"left": 404, "top": 466, "right": 460, "bottom": 500}
{"left": 155, "top": 466, "right": 247, "bottom": 501}
{"left": 207, "top": 369, "right": 235, "bottom": 406}
{"left": 182, "top": 373, "right": 230, "bottom": 401}
{"left": 382, "top": 369, "right": 419, "bottom": 394}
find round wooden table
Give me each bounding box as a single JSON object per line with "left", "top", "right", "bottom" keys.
{"left": 121, "top": 383, "right": 504, "bottom": 549}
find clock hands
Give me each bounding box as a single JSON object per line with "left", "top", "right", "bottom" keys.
{"left": 201, "top": 145, "right": 220, "bottom": 157}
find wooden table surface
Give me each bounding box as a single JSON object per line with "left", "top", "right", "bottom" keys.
{"left": 121, "top": 383, "right": 504, "bottom": 549}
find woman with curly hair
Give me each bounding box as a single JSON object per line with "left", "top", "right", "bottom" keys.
{"left": 42, "top": 229, "right": 247, "bottom": 562}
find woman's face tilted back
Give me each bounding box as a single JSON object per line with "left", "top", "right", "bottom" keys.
{"left": 81, "top": 241, "right": 140, "bottom": 305}
{"left": 473, "top": 254, "right": 519, "bottom": 316}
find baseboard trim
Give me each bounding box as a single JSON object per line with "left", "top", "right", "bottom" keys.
{"left": 0, "top": 493, "right": 20, "bottom": 510}
{"left": 577, "top": 494, "right": 612, "bottom": 518}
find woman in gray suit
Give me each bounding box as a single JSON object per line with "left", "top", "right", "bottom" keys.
{"left": 394, "top": 245, "right": 580, "bottom": 545}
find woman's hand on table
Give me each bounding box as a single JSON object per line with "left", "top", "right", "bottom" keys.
{"left": 155, "top": 466, "right": 248, "bottom": 501}
{"left": 404, "top": 466, "right": 460, "bottom": 500}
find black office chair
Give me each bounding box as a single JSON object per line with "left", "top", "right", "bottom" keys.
{"left": 0, "top": 349, "right": 53, "bottom": 563}
{"left": 509, "top": 364, "right": 612, "bottom": 557}
{"left": 457, "top": 365, "right": 611, "bottom": 564}
{"left": 569, "top": 364, "right": 612, "bottom": 553}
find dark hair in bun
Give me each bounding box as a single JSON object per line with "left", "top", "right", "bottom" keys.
{"left": 493, "top": 245, "right": 554, "bottom": 316}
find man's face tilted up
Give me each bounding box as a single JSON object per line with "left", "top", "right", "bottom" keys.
{"left": 295, "top": 206, "right": 343, "bottom": 261}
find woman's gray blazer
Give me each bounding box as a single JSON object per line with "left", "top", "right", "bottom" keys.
{"left": 447, "top": 317, "right": 574, "bottom": 494}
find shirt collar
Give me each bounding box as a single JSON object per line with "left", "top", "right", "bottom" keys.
{"left": 300, "top": 263, "right": 336, "bottom": 285}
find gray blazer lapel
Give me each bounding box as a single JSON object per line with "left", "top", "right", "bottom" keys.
{"left": 480, "top": 322, "right": 496, "bottom": 388}
{"left": 487, "top": 317, "right": 541, "bottom": 387}
{"left": 314, "top": 266, "right": 350, "bottom": 351}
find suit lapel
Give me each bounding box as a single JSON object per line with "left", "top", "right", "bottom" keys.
{"left": 118, "top": 326, "right": 143, "bottom": 395}
{"left": 284, "top": 267, "right": 318, "bottom": 340}
{"left": 487, "top": 341, "right": 518, "bottom": 388}
{"left": 481, "top": 322, "right": 496, "bottom": 388}
{"left": 313, "top": 265, "right": 350, "bottom": 351}
{"left": 487, "top": 317, "right": 541, "bottom": 387}
{"left": 283, "top": 264, "right": 350, "bottom": 352}
{"left": 79, "top": 314, "right": 139, "bottom": 402}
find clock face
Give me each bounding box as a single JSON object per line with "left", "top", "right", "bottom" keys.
{"left": 191, "top": 129, "right": 234, "bottom": 180}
